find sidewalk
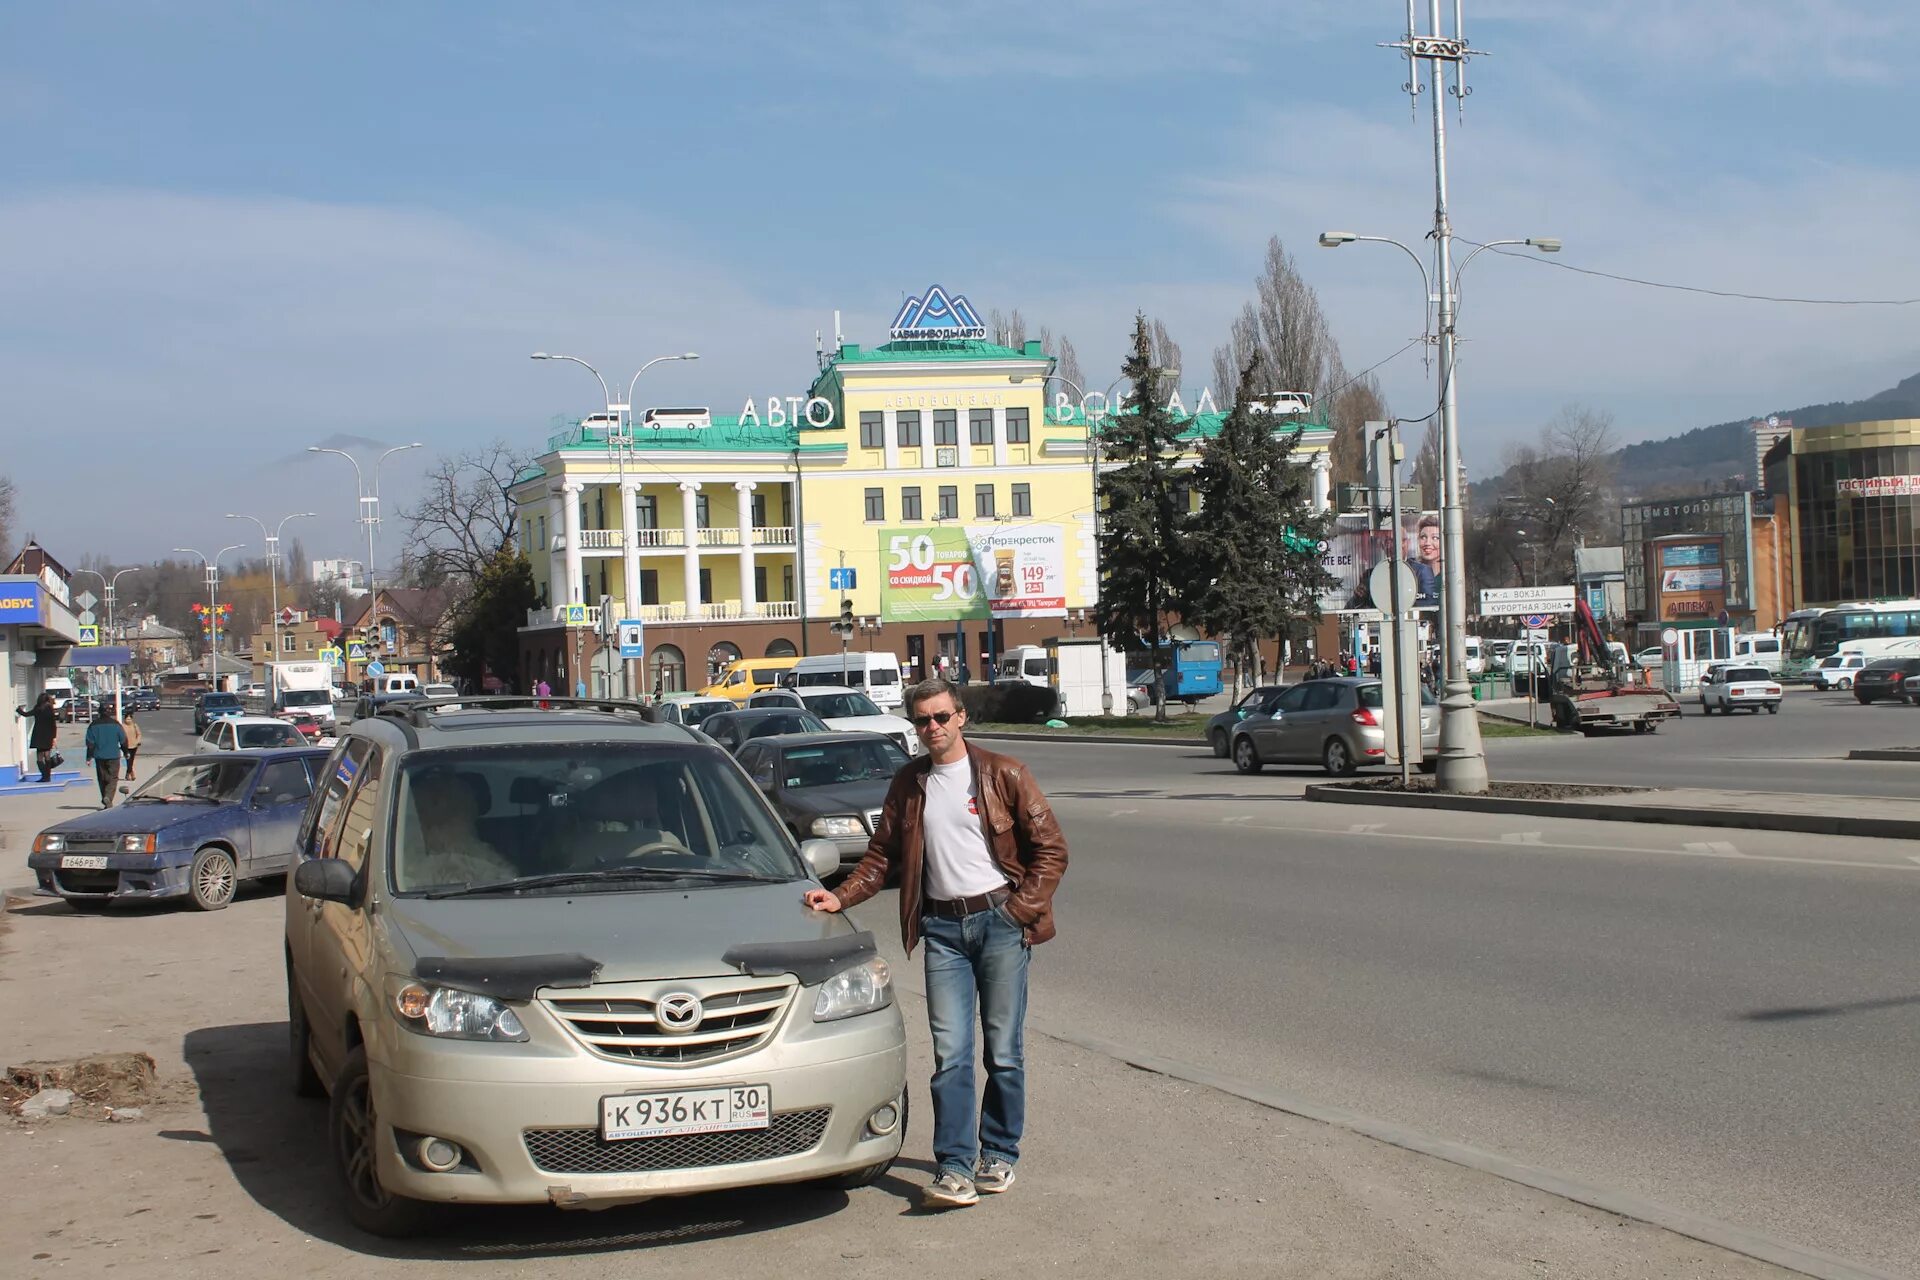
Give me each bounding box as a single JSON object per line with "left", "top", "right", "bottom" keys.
{"left": 0, "top": 888, "right": 1817, "bottom": 1279}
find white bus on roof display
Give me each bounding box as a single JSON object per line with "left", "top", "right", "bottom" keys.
{"left": 1783, "top": 599, "right": 1920, "bottom": 679}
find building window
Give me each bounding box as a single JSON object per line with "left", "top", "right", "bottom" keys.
{"left": 938, "top": 486, "right": 958, "bottom": 520}
{"left": 859, "top": 411, "right": 884, "bottom": 449}
{"left": 865, "top": 488, "right": 885, "bottom": 522}
{"left": 698, "top": 568, "right": 712, "bottom": 603}
{"left": 640, "top": 569, "right": 659, "bottom": 605}
{"left": 1012, "top": 483, "right": 1032, "bottom": 517}
{"left": 536, "top": 515, "right": 546, "bottom": 548}
{"left": 695, "top": 494, "right": 710, "bottom": 528}
{"left": 751, "top": 492, "right": 767, "bottom": 527}
{"left": 901, "top": 486, "right": 923, "bottom": 521}
{"left": 1006, "top": 407, "right": 1030, "bottom": 444}
{"left": 753, "top": 566, "right": 768, "bottom": 601}
{"left": 897, "top": 410, "right": 922, "bottom": 447}
{"left": 636, "top": 495, "right": 657, "bottom": 529}
{"left": 933, "top": 409, "right": 957, "bottom": 446}
{"left": 969, "top": 409, "right": 994, "bottom": 445}
{"left": 282, "top": 634, "right": 296, "bottom": 653}
{"left": 975, "top": 485, "right": 996, "bottom": 518}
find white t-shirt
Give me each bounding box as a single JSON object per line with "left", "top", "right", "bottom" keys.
{"left": 921, "top": 752, "right": 1008, "bottom": 901}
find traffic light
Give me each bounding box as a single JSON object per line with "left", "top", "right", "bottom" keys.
{"left": 840, "top": 599, "right": 854, "bottom": 628}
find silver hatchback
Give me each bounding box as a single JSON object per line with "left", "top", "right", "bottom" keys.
{"left": 1229, "top": 677, "right": 1439, "bottom": 775}
{"left": 284, "top": 698, "right": 906, "bottom": 1236}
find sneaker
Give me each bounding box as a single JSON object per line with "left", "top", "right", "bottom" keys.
{"left": 974, "top": 1157, "right": 1016, "bottom": 1194}
{"left": 922, "top": 1170, "right": 979, "bottom": 1209}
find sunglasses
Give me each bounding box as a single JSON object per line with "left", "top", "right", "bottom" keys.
{"left": 910, "top": 710, "right": 958, "bottom": 729}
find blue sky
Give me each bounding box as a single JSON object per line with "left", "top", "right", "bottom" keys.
{"left": 5, "top": 1, "right": 1917, "bottom": 566}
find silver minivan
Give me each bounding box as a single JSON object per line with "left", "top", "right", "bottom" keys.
{"left": 1229, "top": 677, "right": 1439, "bottom": 775}
{"left": 285, "top": 698, "right": 906, "bottom": 1235}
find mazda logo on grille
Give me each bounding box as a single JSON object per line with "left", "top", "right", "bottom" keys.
{"left": 656, "top": 992, "right": 703, "bottom": 1032}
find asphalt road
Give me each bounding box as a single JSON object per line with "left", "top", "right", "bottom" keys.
{"left": 931, "top": 728, "right": 1920, "bottom": 1276}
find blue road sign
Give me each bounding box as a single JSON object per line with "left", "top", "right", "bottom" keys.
{"left": 618, "top": 619, "right": 646, "bottom": 660}
{"left": 1522, "top": 613, "right": 1551, "bottom": 630}
{"left": 366, "top": 660, "right": 386, "bottom": 676}
{"left": 565, "top": 603, "right": 588, "bottom": 627}
{"left": 829, "top": 567, "right": 856, "bottom": 590}
{"left": 77, "top": 624, "right": 100, "bottom": 645}
{"left": 347, "top": 641, "right": 367, "bottom": 661}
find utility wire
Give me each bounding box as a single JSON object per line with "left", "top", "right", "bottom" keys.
{"left": 1459, "top": 238, "right": 1920, "bottom": 307}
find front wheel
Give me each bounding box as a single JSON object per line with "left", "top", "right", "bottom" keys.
{"left": 1210, "top": 728, "right": 1229, "bottom": 759}
{"left": 1699, "top": 700, "right": 1713, "bottom": 716}
{"left": 189, "top": 847, "right": 236, "bottom": 911}
{"left": 1232, "top": 735, "right": 1263, "bottom": 775}
{"left": 1838, "top": 677, "right": 1853, "bottom": 690}
{"left": 331, "top": 1046, "right": 438, "bottom": 1237}
{"left": 1323, "top": 736, "right": 1357, "bottom": 777}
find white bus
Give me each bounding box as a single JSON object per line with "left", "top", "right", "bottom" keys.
{"left": 1787, "top": 599, "right": 1920, "bottom": 679}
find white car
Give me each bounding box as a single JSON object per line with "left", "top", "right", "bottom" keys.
{"left": 1633, "top": 647, "right": 1664, "bottom": 668}
{"left": 195, "top": 714, "right": 308, "bottom": 753}
{"left": 1810, "top": 653, "right": 1867, "bottom": 690}
{"left": 1698, "top": 664, "right": 1781, "bottom": 715}
{"left": 421, "top": 683, "right": 459, "bottom": 699}
{"left": 747, "top": 686, "right": 920, "bottom": 756}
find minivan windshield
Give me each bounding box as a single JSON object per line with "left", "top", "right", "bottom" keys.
{"left": 391, "top": 743, "right": 802, "bottom": 895}
{"left": 800, "top": 691, "right": 884, "bottom": 719}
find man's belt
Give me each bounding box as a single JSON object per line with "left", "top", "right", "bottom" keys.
{"left": 923, "top": 886, "right": 1010, "bottom": 919}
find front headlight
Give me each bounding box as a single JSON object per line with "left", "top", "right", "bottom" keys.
{"left": 390, "top": 980, "right": 529, "bottom": 1042}
{"left": 34, "top": 833, "right": 65, "bottom": 853}
{"left": 811, "top": 816, "right": 865, "bottom": 838}
{"left": 813, "top": 955, "right": 892, "bottom": 1022}
{"left": 119, "top": 834, "right": 156, "bottom": 854}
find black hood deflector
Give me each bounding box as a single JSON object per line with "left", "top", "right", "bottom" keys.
{"left": 722, "top": 931, "right": 877, "bottom": 985}
{"left": 414, "top": 953, "right": 601, "bottom": 1001}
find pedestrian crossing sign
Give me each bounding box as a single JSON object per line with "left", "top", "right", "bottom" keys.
{"left": 77, "top": 624, "right": 100, "bottom": 645}
{"left": 319, "top": 647, "right": 342, "bottom": 667}
{"left": 347, "top": 641, "right": 367, "bottom": 661}
{"left": 565, "top": 604, "right": 588, "bottom": 627}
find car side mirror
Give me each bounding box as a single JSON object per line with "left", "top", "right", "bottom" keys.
{"left": 293, "top": 857, "right": 359, "bottom": 906}
{"left": 799, "top": 838, "right": 840, "bottom": 880}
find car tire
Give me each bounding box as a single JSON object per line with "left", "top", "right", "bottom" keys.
{"left": 1232, "top": 735, "right": 1263, "bottom": 775}
{"left": 330, "top": 1045, "right": 438, "bottom": 1238}
{"left": 1699, "top": 700, "right": 1712, "bottom": 716}
{"left": 1766, "top": 704, "right": 1779, "bottom": 715}
{"left": 1210, "top": 728, "right": 1229, "bottom": 758}
{"left": 822, "top": 1092, "right": 908, "bottom": 1191}
{"left": 188, "top": 846, "right": 236, "bottom": 911}
{"left": 1838, "top": 678, "right": 1853, "bottom": 690}
{"left": 1322, "top": 737, "right": 1357, "bottom": 777}
{"left": 1856, "top": 693, "right": 1871, "bottom": 705}
{"left": 288, "top": 966, "right": 326, "bottom": 1099}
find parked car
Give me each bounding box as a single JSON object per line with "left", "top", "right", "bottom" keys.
{"left": 195, "top": 714, "right": 308, "bottom": 753}
{"left": 747, "top": 686, "right": 918, "bottom": 756}
{"left": 27, "top": 747, "right": 327, "bottom": 910}
{"left": 349, "top": 690, "right": 426, "bottom": 722}
{"left": 1230, "top": 677, "right": 1438, "bottom": 776}
{"left": 651, "top": 693, "right": 737, "bottom": 729}
{"left": 735, "top": 731, "right": 911, "bottom": 872}
{"left": 1633, "top": 647, "right": 1664, "bottom": 669}
{"left": 284, "top": 698, "right": 904, "bottom": 1235}
{"left": 1205, "top": 685, "right": 1287, "bottom": 758}
{"left": 1697, "top": 664, "right": 1781, "bottom": 715}
{"left": 421, "top": 683, "right": 459, "bottom": 699}
{"left": 193, "top": 691, "right": 245, "bottom": 734}
{"left": 698, "top": 707, "right": 831, "bottom": 754}
{"left": 280, "top": 708, "right": 331, "bottom": 743}
{"left": 126, "top": 686, "right": 161, "bottom": 712}
{"left": 1811, "top": 652, "right": 1867, "bottom": 690}
{"left": 1854, "top": 656, "right": 1920, "bottom": 704}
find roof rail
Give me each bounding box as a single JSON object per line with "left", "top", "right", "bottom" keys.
{"left": 378, "top": 695, "right": 662, "bottom": 727}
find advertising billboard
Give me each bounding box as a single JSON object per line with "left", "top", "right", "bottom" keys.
{"left": 880, "top": 524, "right": 1067, "bottom": 623}
{"left": 1321, "top": 511, "right": 1442, "bottom": 612}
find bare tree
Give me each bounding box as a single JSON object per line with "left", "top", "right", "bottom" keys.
{"left": 0, "top": 475, "right": 15, "bottom": 564}
{"left": 1148, "top": 319, "right": 1183, "bottom": 387}
{"left": 1326, "top": 366, "right": 1387, "bottom": 492}
{"left": 1038, "top": 326, "right": 1086, "bottom": 394}
{"left": 988, "top": 308, "right": 1028, "bottom": 348}
{"left": 1495, "top": 406, "right": 1618, "bottom": 584}
{"left": 398, "top": 442, "right": 529, "bottom": 592}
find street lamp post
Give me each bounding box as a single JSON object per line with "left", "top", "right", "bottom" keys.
{"left": 227, "top": 511, "right": 316, "bottom": 674}
{"left": 173, "top": 544, "right": 246, "bottom": 691}
{"left": 74, "top": 567, "right": 139, "bottom": 716}
{"left": 309, "top": 443, "right": 422, "bottom": 685}
{"left": 532, "top": 351, "right": 699, "bottom": 698}
{"left": 1318, "top": 229, "right": 1558, "bottom": 792}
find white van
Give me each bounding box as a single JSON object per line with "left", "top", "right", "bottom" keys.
{"left": 1729, "top": 631, "right": 1784, "bottom": 676}
{"left": 370, "top": 673, "right": 419, "bottom": 696}
{"left": 996, "top": 645, "right": 1051, "bottom": 689}
{"left": 789, "top": 652, "right": 905, "bottom": 709}
{"left": 1463, "top": 636, "right": 1485, "bottom": 676}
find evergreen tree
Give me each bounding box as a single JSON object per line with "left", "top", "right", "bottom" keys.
{"left": 445, "top": 548, "right": 538, "bottom": 690}
{"left": 1180, "top": 357, "right": 1336, "bottom": 692}
{"left": 1095, "top": 314, "right": 1188, "bottom": 721}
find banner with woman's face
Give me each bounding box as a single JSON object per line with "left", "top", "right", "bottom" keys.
{"left": 1319, "top": 511, "right": 1443, "bottom": 612}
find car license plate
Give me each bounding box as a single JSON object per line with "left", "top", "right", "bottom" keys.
{"left": 601, "top": 1084, "right": 771, "bottom": 1141}
{"left": 60, "top": 855, "right": 109, "bottom": 869}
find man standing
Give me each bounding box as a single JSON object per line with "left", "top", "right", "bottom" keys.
{"left": 804, "top": 678, "right": 1068, "bottom": 1209}
{"left": 84, "top": 707, "right": 128, "bottom": 807}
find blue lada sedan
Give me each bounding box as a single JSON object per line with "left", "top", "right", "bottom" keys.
{"left": 28, "top": 747, "right": 327, "bottom": 911}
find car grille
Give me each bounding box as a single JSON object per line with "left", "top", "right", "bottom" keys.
{"left": 55, "top": 870, "right": 120, "bottom": 895}
{"left": 544, "top": 977, "right": 794, "bottom": 1066}
{"left": 60, "top": 838, "right": 118, "bottom": 854}
{"left": 864, "top": 809, "right": 883, "bottom": 834}
{"left": 522, "top": 1108, "right": 831, "bottom": 1174}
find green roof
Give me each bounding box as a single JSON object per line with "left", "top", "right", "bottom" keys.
{"left": 829, "top": 339, "right": 1046, "bottom": 365}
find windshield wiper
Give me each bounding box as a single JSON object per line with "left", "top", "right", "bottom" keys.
{"left": 424, "top": 867, "right": 784, "bottom": 899}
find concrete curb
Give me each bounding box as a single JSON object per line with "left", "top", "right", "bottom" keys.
{"left": 1304, "top": 783, "right": 1920, "bottom": 841}
{"left": 1848, "top": 748, "right": 1920, "bottom": 763}
{"left": 967, "top": 731, "right": 1206, "bottom": 748}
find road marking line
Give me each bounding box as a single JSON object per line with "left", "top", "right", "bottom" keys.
{"left": 1112, "top": 808, "right": 1139, "bottom": 816}
{"left": 1501, "top": 831, "right": 1545, "bottom": 845}
{"left": 1220, "top": 814, "right": 1253, "bottom": 825}
{"left": 1684, "top": 840, "right": 1743, "bottom": 856}
{"left": 1348, "top": 823, "right": 1385, "bottom": 834}
{"left": 1908, "top": 856, "right": 1920, "bottom": 868}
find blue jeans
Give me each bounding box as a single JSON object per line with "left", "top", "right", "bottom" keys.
{"left": 921, "top": 904, "right": 1030, "bottom": 1179}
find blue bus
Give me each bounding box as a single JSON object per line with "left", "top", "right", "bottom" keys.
{"left": 1129, "top": 640, "right": 1223, "bottom": 705}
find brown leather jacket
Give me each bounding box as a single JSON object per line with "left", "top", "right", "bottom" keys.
{"left": 834, "top": 742, "right": 1067, "bottom": 954}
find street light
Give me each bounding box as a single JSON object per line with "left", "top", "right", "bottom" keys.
{"left": 173, "top": 544, "right": 246, "bottom": 690}
{"left": 227, "top": 510, "right": 316, "bottom": 672}
{"left": 308, "top": 443, "right": 421, "bottom": 681}
{"left": 1319, "top": 228, "right": 1559, "bottom": 793}
{"left": 73, "top": 567, "right": 139, "bottom": 716}
{"left": 532, "top": 350, "right": 701, "bottom": 697}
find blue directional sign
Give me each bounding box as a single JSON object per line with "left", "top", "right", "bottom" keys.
{"left": 366, "top": 660, "right": 386, "bottom": 677}
{"left": 828, "top": 567, "right": 856, "bottom": 590}
{"left": 618, "top": 619, "right": 646, "bottom": 661}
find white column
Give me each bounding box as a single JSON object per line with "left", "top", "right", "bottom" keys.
{"left": 735, "top": 481, "right": 758, "bottom": 616}
{"left": 1312, "top": 452, "right": 1333, "bottom": 513}
{"left": 882, "top": 408, "right": 900, "bottom": 472}
{"left": 620, "top": 481, "right": 642, "bottom": 617}
{"left": 560, "top": 481, "right": 585, "bottom": 604}
{"left": 992, "top": 405, "right": 1009, "bottom": 468}
{"left": 546, "top": 486, "right": 569, "bottom": 610}
{"left": 679, "top": 481, "right": 702, "bottom": 616}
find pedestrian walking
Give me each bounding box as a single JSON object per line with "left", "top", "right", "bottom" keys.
{"left": 121, "top": 708, "right": 143, "bottom": 781}
{"left": 84, "top": 707, "right": 128, "bottom": 807}
{"left": 15, "top": 692, "right": 59, "bottom": 783}
{"left": 804, "top": 677, "right": 1069, "bottom": 1210}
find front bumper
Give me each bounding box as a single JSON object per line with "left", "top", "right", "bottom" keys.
{"left": 26, "top": 852, "right": 191, "bottom": 901}
{"left": 366, "top": 1007, "right": 907, "bottom": 1207}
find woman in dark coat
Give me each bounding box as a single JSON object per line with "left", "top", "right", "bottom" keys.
{"left": 16, "top": 692, "right": 58, "bottom": 783}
